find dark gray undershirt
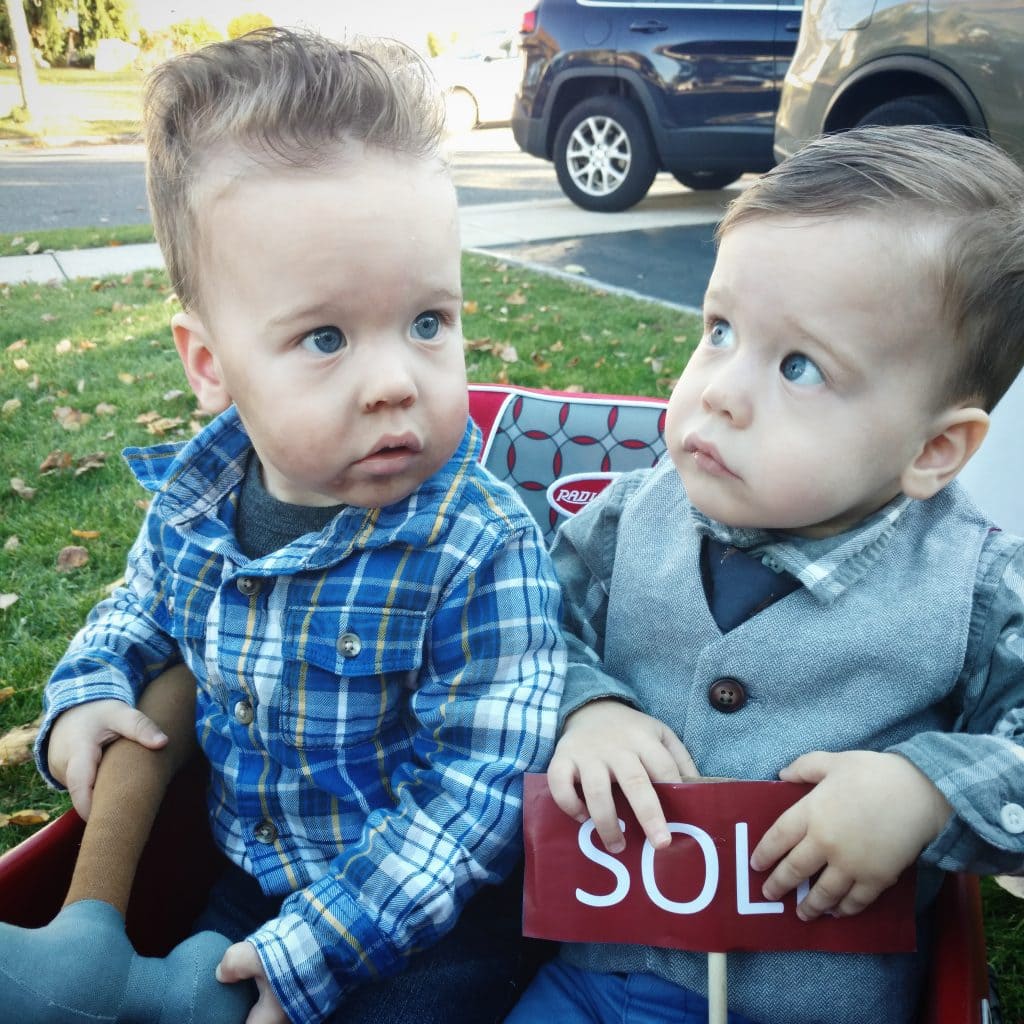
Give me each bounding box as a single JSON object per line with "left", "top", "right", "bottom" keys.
{"left": 235, "top": 452, "right": 345, "bottom": 559}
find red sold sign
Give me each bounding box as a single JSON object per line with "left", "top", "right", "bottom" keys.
{"left": 522, "top": 774, "right": 917, "bottom": 953}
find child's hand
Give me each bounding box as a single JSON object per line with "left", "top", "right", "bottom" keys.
{"left": 217, "top": 942, "right": 288, "bottom": 1024}
{"left": 750, "top": 750, "right": 953, "bottom": 920}
{"left": 47, "top": 699, "right": 168, "bottom": 820}
{"left": 547, "top": 699, "right": 697, "bottom": 854}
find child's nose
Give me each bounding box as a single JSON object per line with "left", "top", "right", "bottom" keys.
{"left": 360, "top": 343, "right": 417, "bottom": 411}
{"left": 701, "top": 366, "right": 753, "bottom": 427}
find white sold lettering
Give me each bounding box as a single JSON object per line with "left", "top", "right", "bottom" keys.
{"left": 576, "top": 819, "right": 631, "bottom": 907}
{"left": 575, "top": 819, "right": 811, "bottom": 915}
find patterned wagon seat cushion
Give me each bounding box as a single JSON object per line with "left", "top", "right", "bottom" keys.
{"left": 474, "top": 387, "right": 668, "bottom": 544}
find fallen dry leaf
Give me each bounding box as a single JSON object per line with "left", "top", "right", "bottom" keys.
{"left": 73, "top": 452, "right": 107, "bottom": 477}
{"left": 9, "top": 236, "right": 23, "bottom": 248}
{"left": 136, "top": 410, "right": 160, "bottom": 425}
{"left": 462, "top": 299, "right": 479, "bottom": 315}
{"left": 995, "top": 876, "right": 1024, "bottom": 899}
{"left": 25, "top": 240, "right": 40, "bottom": 255}
{"left": 531, "top": 352, "right": 552, "bottom": 371}
{"left": 56, "top": 546, "right": 90, "bottom": 573}
{"left": 2, "top": 398, "right": 21, "bottom": 416}
{"left": 0, "top": 594, "right": 18, "bottom": 611}
{"left": 505, "top": 290, "right": 528, "bottom": 305}
{"left": 10, "top": 478, "right": 36, "bottom": 501}
{"left": 8, "top": 809, "right": 50, "bottom": 827}
{"left": 146, "top": 416, "right": 184, "bottom": 436}
{"left": 40, "top": 313, "right": 58, "bottom": 323}
{"left": 12, "top": 358, "right": 30, "bottom": 372}
{"left": 118, "top": 372, "right": 136, "bottom": 385}
{"left": 71, "top": 529, "right": 101, "bottom": 540}
{"left": 95, "top": 402, "right": 118, "bottom": 416}
{"left": 6, "top": 339, "right": 27, "bottom": 352}
{"left": 53, "top": 407, "right": 92, "bottom": 431}
{"left": 39, "top": 449, "right": 74, "bottom": 474}
{"left": 0, "top": 719, "right": 40, "bottom": 766}
{"left": 3, "top": 536, "right": 19, "bottom": 552}
{"left": 0, "top": 686, "right": 14, "bottom": 704}
{"left": 497, "top": 345, "right": 519, "bottom": 364}
{"left": 163, "top": 389, "right": 185, "bottom": 403}
{"left": 54, "top": 338, "right": 73, "bottom": 355}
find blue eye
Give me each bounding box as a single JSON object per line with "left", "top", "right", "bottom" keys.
{"left": 705, "top": 319, "right": 734, "bottom": 349}
{"left": 780, "top": 352, "right": 824, "bottom": 386}
{"left": 300, "top": 326, "right": 345, "bottom": 355}
{"left": 412, "top": 312, "right": 442, "bottom": 341}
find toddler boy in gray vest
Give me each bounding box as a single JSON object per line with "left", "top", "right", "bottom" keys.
{"left": 507, "top": 125, "right": 1024, "bottom": 1024}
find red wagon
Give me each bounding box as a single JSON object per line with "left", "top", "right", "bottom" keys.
{"left": 0, "top": 385, "right": 996, "bottom": 1023}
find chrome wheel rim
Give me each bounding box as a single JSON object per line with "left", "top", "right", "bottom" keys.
{"left": 565, "top": 115, "right": 631, "bottom": 196}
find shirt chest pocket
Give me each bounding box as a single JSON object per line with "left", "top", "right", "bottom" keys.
{"left": 139, "top": 565, "right": 216, "bottom": 645}
{"left": 278, "top": 603, "right": 429, "bottom": 751}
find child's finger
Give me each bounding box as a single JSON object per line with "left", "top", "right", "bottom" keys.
{"left": 659, "top": 728, "right": 698, "bottom": 777}
{"left": 759, "top": 834, "right": 824, "bottom": 902}
{"left": 835, "top": 879, "right": 885, "bottom": 918}
{"left": 547, "top": 758, "right": 588, "bottom": 822}
{"left": 749, "top": 802, "right": 807, "bottom": 874}
{"left": 579, "top": 770, "right": 627, "bottom": 854}
{"left": 615, "top": 766, "right": 671, "bottom": 849}
{"left": 64, "top": 746, "right": 101, "bottom": 820}
{"left": 778, "top": 750, "right": 835, "bottom": 784}
{"left": 795, "top": 864, "right": 853, "bottom": 921}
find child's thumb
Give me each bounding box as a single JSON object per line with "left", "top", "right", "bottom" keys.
{"left": 111, "top": 705, "right": 168, "bottom": 749}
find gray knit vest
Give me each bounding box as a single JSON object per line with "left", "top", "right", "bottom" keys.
{"left": 562, "top": 464, "right": 992, "bottom": 1024}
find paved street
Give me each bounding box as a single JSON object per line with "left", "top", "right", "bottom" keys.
{"left": 0, "top": 128, "right": 1019, "bottom": 530}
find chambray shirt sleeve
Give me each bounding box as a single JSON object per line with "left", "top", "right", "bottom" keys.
{"left": 34, "top": 517, "right": 180, "bottom": 787}
{"left": 550, "top": 472, "right": 647, "bottom": 729}
{"left": 890, "top": 532, "right": 1024, "bottom": 875}
{"left": 245, "top": 524, "right": 566, "bottom": 1023}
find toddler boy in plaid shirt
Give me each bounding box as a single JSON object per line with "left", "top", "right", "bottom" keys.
{"left": 21, "top": 28, "right": 565, "bottom": 1024}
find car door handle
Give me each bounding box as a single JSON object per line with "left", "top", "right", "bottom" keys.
{"left": 629, "top": 20, "right": 669, "bottom": 33}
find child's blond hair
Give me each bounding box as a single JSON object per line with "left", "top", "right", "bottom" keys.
{"left": 144, "top": 27, "right": 444, "bottom": 312}
{"left": 720, "top": 125, "right": 1024, "bottom": 411}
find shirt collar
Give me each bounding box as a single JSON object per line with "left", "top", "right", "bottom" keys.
{"left": 688, "top": 495, "right": 913, "bottom": 603}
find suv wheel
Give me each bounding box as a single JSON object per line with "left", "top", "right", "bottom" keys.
{"left": 672, "top": 169, "right": 741, "bottom": 191}
{"left": 855, "top": 94, "right": 965, "bottom": 130}
{"left": 553, "top": 96, "right": 658, "bottom": 212}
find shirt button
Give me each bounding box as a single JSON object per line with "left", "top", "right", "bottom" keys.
{"left": 708, "top": 677, "right": 747, "bottom": 713}
{"left": 236, "top": 577, "right": 261, "bottom": 597}
{"left": 234, "top": 699, "right": 254, "bottom": 726}
{"left": 254, "top": 820, "right": 278, "bottom": 845}
{"left": 338, "top": 632, "right": 362, "bottom": 658}
{"left": 1000, "top": 802, "right": 1024, "bottom": 834}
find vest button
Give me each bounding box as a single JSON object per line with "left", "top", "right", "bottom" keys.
{"left": 708, "top": 677, "right": 747, "bottom": 713}
{"left": 338, "top": 632, "right": 362, "bottom": 658}
{"left": 253, "top": 820, "right": 278, "bottom": 845}
{"left": 236, "top": 576, "right": 261, "bottom": 597}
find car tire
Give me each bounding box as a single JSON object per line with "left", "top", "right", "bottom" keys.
{"left": 854, "top": 94, "right": 967, "bottom": 131}
{"left": 553, "top": 96, "right": 658, "bottom": 212}
{"left": 672, "top": 169, "right": 741, "bottom": 191}
{"left": 444, "top": 89, "right": 478, "bottom": 135}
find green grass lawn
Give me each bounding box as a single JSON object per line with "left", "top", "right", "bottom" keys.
{"left": 0, "top": 251, "right": 1021, "bottom": 1019}
{"left": 0, "top": 68, "right": 143, "bottom": 142}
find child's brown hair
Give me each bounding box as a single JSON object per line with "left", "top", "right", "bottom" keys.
{"left": 144, "top": 27, "right": 444, "bottom": 312}
{"left": 720, "top": 125, "right": 1024, "bottom": 411}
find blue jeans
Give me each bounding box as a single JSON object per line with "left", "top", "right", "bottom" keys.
{"left": 505, "top": 960, "right": 761, "bottom": 1024}
{"left": 191, "top": 856, "right": 551, "bottom": 1024}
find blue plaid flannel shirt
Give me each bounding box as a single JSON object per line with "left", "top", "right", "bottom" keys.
{"left": 37, "top": 407, "right": 566, "bottom": 1023}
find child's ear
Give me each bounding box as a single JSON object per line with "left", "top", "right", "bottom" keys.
{"left": 901, "top": 406, "right": 990, "bottom": 501}
{"left": 171, "top": 311, "right": 232, "bottom": 415}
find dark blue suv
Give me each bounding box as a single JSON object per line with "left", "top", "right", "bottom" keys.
{"left": 512, "top": 0, "right": 803, "bottom": 211}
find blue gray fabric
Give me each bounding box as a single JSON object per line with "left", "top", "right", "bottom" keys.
{"left": 0, "top": 900, "right": 255, "bottom": 1023}
{"left": 548, "top": 458, "right": 1024, "bottom": 1024}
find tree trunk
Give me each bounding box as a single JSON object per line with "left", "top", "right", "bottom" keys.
{"left": 4, "top": 0, "right": 41, "bottom": 116}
